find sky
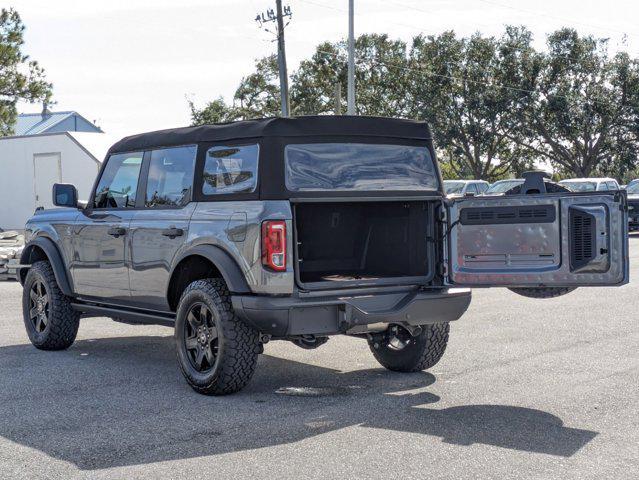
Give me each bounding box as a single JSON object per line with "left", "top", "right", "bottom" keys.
{"left": 8, "top": 0, "right": 639, "bottom": 140}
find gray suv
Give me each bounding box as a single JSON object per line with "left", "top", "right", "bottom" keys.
{"left": 17, "top": 116, "right": 629, "bottom": 395}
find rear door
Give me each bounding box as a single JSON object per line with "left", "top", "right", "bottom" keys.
{"left": 447, "top": 191, "right": 628, "bottom": 288}
{"left": 128, "top": 145, "right": 197, "bottom": 310}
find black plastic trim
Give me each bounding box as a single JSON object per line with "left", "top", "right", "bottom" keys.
{"left": 459, "top": 205, "right": 556, "bottom": 225}
{"left": 169, "top": 244, "right": 251, "bottom": 294}
{"left": 71, "top": 302, "right": 175, "bottom": 327}
{"left": 19, "top": 236, "right": 74, "bottom": 296}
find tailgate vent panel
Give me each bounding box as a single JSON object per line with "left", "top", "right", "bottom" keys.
{"left": 460, "top": 205, "right": 555, "bottom": 225}
{"left": 569, "top": 208, "right": 597, "bottom": 271}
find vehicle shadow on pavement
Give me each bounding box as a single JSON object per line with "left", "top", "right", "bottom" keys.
{"left": 0, "top": 335, "right": 597, "bottom": 470}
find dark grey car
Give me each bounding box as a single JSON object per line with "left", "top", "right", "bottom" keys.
{"left": 17, "top": 116, "right": 629, "bottom": 395}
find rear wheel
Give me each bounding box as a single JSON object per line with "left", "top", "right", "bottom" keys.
{"left": 368, "top": 323, "right": 449, "bottom": 372}
{"left": 175, "top": 278, "right": 260, "bottom": 395}
{"left": 22, "top": 260, "right": 80, "bottom": 350}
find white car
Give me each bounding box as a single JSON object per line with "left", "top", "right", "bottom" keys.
{"left": 559, "top": 177, "right": 620, "bottom": 192}
{"left": 443, "top": 180, "right": 489, "bottom": 197}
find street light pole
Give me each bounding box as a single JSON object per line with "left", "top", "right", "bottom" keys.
{"left": 347, "top": 0, "right": 355, "bottom": 115}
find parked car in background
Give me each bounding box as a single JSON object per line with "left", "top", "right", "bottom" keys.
{"left": 482, "top": 179, "right": 524, "bottom": 195}
{"left": 624, "top": 179, "right": 639, "bottom": 190}
{"left": 443, "top": 180, "right": 489, "bottom": 197}
{"left": 626, "top": 182, "right": 639, "bottom": 231}
{"left": 559, "top": 178, "right": 620, "bottom": 192}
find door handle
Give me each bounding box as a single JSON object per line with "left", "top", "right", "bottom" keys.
{"left": 161, "top": 227, "right": 184, "bottom": 239}
{"left": 107, "top": 227, "right": 127, "bottom": 238}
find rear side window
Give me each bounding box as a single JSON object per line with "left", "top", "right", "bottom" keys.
{"left": 202, "top": 144, "right": 259, "bottom": 195}
{"left": 145, "top": 145, "right": 196, "bottom": 208}
{"left": 94, "top": 152, "right": 143, "bottom": 208}
{"left": 285, "top": 143, "right": 438, "bottom": 191}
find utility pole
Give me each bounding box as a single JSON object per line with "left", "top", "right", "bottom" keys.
{"left": 347, "top": 0, "right": 355, "bottom": 115}
{"left": 256, "top": 2, "right": 292, "bottom": 117}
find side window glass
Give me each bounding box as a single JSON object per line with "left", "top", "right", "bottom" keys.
{"left": 598, "top": 182, "right": 608, "bottom": 191}
{"left": 607, "top": 181, "right": 618, "bottom": 190}
{"left": 145, "top": 145, "right": 196, "bottom": 208}
{"left": 93, "top": 152, "right": 143, "bottom": 208}
{"left": 467, "top": 183, "right": 478, "bottom": 194}
{"left": 202, "top": 144, "right": 259, "bottom": 195}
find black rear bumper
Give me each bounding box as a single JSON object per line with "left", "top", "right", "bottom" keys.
{"left": 232, "top": 288, "right": 472, "bottom": 337}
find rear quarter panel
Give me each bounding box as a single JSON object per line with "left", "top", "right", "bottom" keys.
{"left": 187, "top": 200, "right": 294, "bottom": 295}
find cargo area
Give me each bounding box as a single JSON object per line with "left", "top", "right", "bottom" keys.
{"left": 294, "top": 201, "right": 435, "bottom": 287}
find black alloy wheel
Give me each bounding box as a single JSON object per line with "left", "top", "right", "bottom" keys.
{"left": 175, "top": 278, "right": 260, "bottom": 395}
{"left": 183, "top": 302, "right": 220, "bottom": 372}
{"left": 28, "top": 280, "right": 50, "bottom": 334}
{"left": 22, "top": 260, "right": 80, "bottom": 350}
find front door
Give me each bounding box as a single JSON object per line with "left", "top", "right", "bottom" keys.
{"left": 128, "top": 145, "right": 197, "bottom": 310}
{"left": 71, "top": 151, "right": 145, "bottom": 301}
{"left": 447, "top": 191, "right": 628, "bottom": 288}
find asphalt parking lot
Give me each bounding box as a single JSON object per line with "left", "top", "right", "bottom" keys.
{"left": 1, "top": 239, "right": 638, "bottom": 479}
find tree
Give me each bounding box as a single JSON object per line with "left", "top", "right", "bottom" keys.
{"left": 291, "top": 34, "right": 411, "bottom": 117}
{"left": 0, "top": 8, "right": 52, "bottom": 136}
{"left": 190, "top": 34, "right": 411, "bottom": 123}
{"left": 408, "top": 28, "right": 536, "bottom": 180}
{"left": 189, "top": 55, "right": 280, "bottom": 124}
{"left": 511, "top": 28, "right": 639, "bottom": 178}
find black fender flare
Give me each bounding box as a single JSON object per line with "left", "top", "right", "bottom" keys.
{"left": 19, "top": 236, "right": 75, "bottom": 297}
{"left": 169, "top": 245, "right": 251, "bottom": 295}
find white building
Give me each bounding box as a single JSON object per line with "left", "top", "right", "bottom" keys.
{"left": 0, "top": 128, "right": 114, "bottom": 230}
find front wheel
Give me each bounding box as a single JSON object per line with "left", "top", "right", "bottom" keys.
{"left": 175, "top": 278, "right": 260, "bottom": 395}
{"left": 368, "top": 323, "right": 450, "bottom": 372}
{"left": 22, "top": 260, "right": 80, "bottom": 350}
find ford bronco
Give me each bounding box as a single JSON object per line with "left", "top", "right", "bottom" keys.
{"left": 18, "top": 116, "right": 629, "bottom": 395}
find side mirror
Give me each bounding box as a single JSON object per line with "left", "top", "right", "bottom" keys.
{"left": 52, "top": 183, "right": 78, "bottom": 208}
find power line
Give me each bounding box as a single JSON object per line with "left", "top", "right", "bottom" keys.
{"left": 476, "top": 0, "right": 636, "bottom": 39}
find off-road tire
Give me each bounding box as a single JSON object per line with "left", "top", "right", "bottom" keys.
{"left": 507, "top": 286, "right": 576, "bottom": 298}
{"left": 175, "top": 278, "right": 260, "bottom": 395}
{"left": 369, "top": 323, "right": 450, "bottom": 372}
{"left": 22, "top": 260, "right": 80, "bottom": 350}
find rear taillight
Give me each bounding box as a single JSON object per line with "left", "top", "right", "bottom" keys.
{"left": 261, "top": 220, "right": 287, "bottom": 271}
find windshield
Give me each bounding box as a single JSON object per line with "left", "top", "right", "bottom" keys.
{"left": 284, "top": 143, "right": 438, "bottom": 192}
{"left": 443, "top": 181, "right": 466, "bottom": 194}
{"left": 627, "top": 182, "right": 639, "bottom": 194}
{"left": 485, "top": 180, "right": 523, "bottom": 194}
{"left": 561, "top": 181, "right": 596, "bottom": 192}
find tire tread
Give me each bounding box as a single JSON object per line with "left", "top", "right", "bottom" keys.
{"left": 23, "top": 261, "right": 79, "bottom": 350}
{"left": 176, "top": 278, "right": 259, "bottom": 395}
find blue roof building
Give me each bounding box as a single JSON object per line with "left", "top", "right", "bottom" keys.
{"left": 14, "top": 106, "right": 102, "bottom": 136}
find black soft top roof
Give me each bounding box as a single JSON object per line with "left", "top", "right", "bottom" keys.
{"left": 108, "top": 115, "right": 432, "bottom": 154}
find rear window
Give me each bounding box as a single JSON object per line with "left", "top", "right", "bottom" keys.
{"left": 284, "top": 143, "right": 438, "bottom": 192}
{"left": 561, "top": 181, "right": 597, "bottom": 192}
{"left": 444, "top": 180, "right": 465, "bottom": 194}
{"left": 485, "top": 180, "right": 523, "bottom": 194}
{"left": 202, "top": 144, "right": 259, "bottom": 195}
